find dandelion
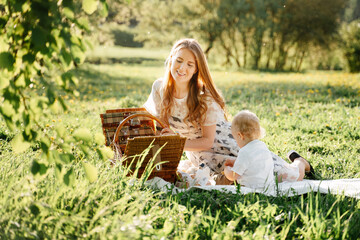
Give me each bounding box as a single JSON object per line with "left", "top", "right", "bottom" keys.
{"left": 46, "top": 124, "right": 50, "bottom": 128}
{"left": 289, "top": 112, "right": 293, "bottom": 116}
{"left": 70, "top": 128, "right": 74, "bottom": 132}
{"left": 275, "top": 112, "right": 280, "bottom": 116}
{"left": 336, "top": 98, "right": 341, "bottom": 103}
{"left": 307, "top": 89, "right": 314, "bottom": 94}
{"left": 51, "top": 136, "right": 55, "bottom": 141}
{"left": 313, "top": 131, "right": 317, "bottom": 134}
{"left": 58, "top": 119, "right": 62, "bottom": 122}
{"left": 94, "top": 98, "right": 98, "bottom": 102}
{"left": 315, "top": 89, "right": 319, "bottom": 93}
{"left": 325, "top": 124, "right": 330, "bottom": 127}
{"left": 52, "top": 119, "right": 56, "bottom": 122}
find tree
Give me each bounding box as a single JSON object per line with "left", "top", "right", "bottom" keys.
{"left": 0, "top": 0, "right": 110, "bottom": 184}
{"left": 341, "top": 20, "right": 360, "bottom": 72}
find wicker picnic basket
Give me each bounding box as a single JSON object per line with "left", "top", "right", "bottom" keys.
{"left": 100, "top": 108, "right": 186, "bottom": 182}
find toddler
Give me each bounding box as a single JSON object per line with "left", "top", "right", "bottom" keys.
{"left": 224, "top": 110, "right": 275, "bottom": 188}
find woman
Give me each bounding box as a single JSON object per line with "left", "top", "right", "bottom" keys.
{"left": 144, "top": 38, "right": 313, "bottom": 185}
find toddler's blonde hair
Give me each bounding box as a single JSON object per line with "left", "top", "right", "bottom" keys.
{"left": 231, "top": 110, "right": 264, "bottom": 140}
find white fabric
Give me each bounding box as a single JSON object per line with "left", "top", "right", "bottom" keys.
{"left": 231, "top": 140, "right": 275, "bottom": 188}
{"left": 147, "top": 177, "right": 360, "bottom": 199}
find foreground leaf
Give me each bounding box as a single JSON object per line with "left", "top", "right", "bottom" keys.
{"left": 83, "top": 162, "right": 98, "bottom": 183}
{"left": 11, "top": 134, "right": 31, "bottom": 153}
{"left": 82, "top": 0, "right": 98, "bottom": 15}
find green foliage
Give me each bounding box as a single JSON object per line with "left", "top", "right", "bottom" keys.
{"left": 341, "top": 20, "right": 360, "bottom": 72}
{"left": 133, "top": 0, "right": 348, "bottom": 71}
{"left": 0, "top": 0, "right": 108, "bottom": 183}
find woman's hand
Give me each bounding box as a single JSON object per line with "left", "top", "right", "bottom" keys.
{"left": 160, "top": 127, "right": 175, "bottom": 135}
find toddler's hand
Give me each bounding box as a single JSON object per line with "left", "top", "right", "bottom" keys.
{"left": 224, "top": 166, "right": 235, "bottom": 181}
{"left": 224, "top": 159, "right": 235, "bottom": 167}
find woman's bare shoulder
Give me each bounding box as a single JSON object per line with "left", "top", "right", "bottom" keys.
{"left": 154, "top": 78, "right": 163, "bottom": 86}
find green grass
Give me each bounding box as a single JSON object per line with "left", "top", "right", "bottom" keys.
{"left": 1, "top": 46, "right": 360, "bottom": 239}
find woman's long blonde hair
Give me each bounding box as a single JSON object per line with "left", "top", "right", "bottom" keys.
{"left": 160, "top": 38, "right": 226, "bottom": 127}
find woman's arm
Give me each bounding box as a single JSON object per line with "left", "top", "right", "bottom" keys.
{"left": 183, "top": 124, "right": 216, "bottom": 151}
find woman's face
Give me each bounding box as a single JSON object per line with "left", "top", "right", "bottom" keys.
{"left": 170, "top": 48, "right": 197, "bottom": 85}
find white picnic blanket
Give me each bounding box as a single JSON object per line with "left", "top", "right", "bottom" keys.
{"left": 147, "top": 177, "right": 360, "bottom": 199}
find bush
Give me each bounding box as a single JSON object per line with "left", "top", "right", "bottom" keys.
{"left": 341, "top": 20, "right": 360, "bottom": 72}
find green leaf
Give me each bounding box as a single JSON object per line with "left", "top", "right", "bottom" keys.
{"left": 94, "top": 132, "right": 105, "bottom": 145}
{"left": 64, "top": 168, "right": 75, "bottom": 186}
{"left": 49, "top": 100, "right": 61, "bottom": 114}
{"left": 83, "top": 162, "right": 98, "bottom": 183}
{"left": 59, "top": 153, "right": 75, "bottom": 164}
{"left": 0, "top": 17, "right": 7, "bottom": 29}
{"left": 22, "top": 53, "right": 35, "bottom": 64}
{"left": 11, "top": 134, "right": 31, "bottom": 153}
{"left": 55, "top": 124, "right": 66, "bottom": 138}
{"left": 60, "top": 143, "right": 72, "bottom": 153}
{"left": 58, "top": 97, "right": 68, "bottom": 111}
{"left": 30, "top": 204, "right": 40, "bottom": 216}
{"left": 97, "top": 146, "right": 114, "bottom": 160}
{"left": 0, "top": 52, "right": 15, "bottom": 70}
{"left": 60, "top": 48, "right": 72, "bottom": 68}
{"left": 73, "top": 128, "right": 91, "bottom": 142}
{"left": 0, "top": 100, "right": 16, "bottom": 118}
{"left": 63, "top": 7, "right": 75, "bottom": 19}
{"left": 31, "top": 160, "right": 47, "bottom": 175}
{"left": 14, "top": 74, "right": 26, "bottom": 87}
{"left": 47, "top": 88, "right": 56, "bottom": 105}
{"left": 163, "top": 220, "right": 174, "bottom": 235}
{"left": 71, "top": 45, "right": 85, "bottom": 64}
{"left": 0, "top": 77, "right": 10, "bottom": 90}
{"left": 31, "top": 27, "right": 47, "bottom": 48}
{"left": 55, "top": 163, "right": 63, "bottom": 179}
{"left": 76, "top": 17, "right": 90, "bottom": 31}
{"left": 73, "top": 128, "right": 92, "bottom": 143}
{"left": 40, "top": 137, "right": 50, "bottom": 153}
{"left": 99, "top": 0, "right": 108, "bottom": 17}
{"left": 82, "top": 0, "right": 99, "bottom": 15}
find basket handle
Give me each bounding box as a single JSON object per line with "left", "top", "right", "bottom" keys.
{"left": 112, "top": 113, "right": 168, "bottom": 144}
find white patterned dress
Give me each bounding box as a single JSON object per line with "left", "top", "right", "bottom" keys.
{"left": 144, "top": 79, "right": 299, "bottom": 181}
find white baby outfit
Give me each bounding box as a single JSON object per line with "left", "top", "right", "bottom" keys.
{"left": 144, "top": 79, "right": 300, "bottom": 183}
{"left": 231, "top": 140, "right": 275, "bottom": 188}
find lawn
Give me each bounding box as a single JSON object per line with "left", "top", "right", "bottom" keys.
{"left": 0, "top": 46, "right": 359, "bottom": 239}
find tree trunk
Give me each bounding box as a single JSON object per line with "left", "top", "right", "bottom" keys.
{"left": 296, "top": 50, "right": 305, "bottom": 72}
